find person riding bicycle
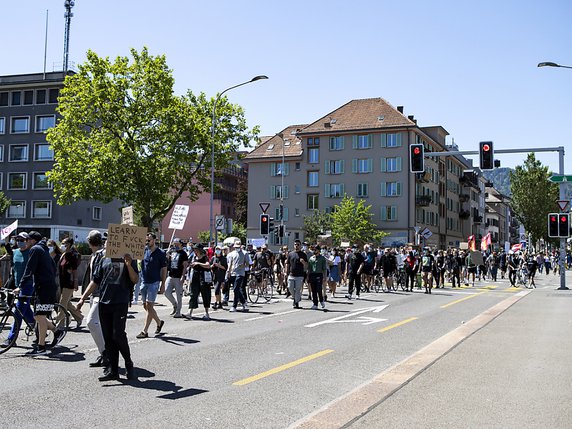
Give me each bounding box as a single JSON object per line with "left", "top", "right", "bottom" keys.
{"left": 253, "top": 244, "right": 274, "bottom": 279}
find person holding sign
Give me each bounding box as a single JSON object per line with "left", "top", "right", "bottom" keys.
{"left": 136, "top": 233, "right": 167, "bottom": 338}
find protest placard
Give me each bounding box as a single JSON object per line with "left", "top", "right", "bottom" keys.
{"left": 168, "top": 205, "right": 189, "bottom": 230}
{"left": 105, "top": 223, "right": 147, "bottom": 260}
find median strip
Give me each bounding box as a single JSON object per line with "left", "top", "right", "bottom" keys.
{"left": 378, "top": 317, "right": 418, "bottom": 333}
{"left": 233, "top": 349, "right": 334, "bottom": 386}
{"left": 440, "top": 291, "right": 487, "bottom": 309}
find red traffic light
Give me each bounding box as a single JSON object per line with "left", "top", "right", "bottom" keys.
{"left": 561, "top": 216, "right": 568, "bottom": 223}
{"left": 551, "top": 216, "right": 557, "bottom": 222}
{"left": 482, "top": 144, "right": 490, "bottom": 152}
{"left": 261, "top": 215, "right": 268, "bottom": 221}
{"left": 413, "top": 147, "right": 421, "bottom": 155}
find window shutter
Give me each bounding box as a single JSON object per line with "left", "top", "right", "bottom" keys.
{"left": 284, "top": 207, "right": 289, "bottom": 221}
{"left": 381, "top": 182, "right": 387, "bottom": 197}
{"left": 340, "top": 159, "right": 345, "bottom": 174}
{"left": 340, "top": 183, "right": 345, "bottom": 196}
{"left": 369, "top": 134, "right": 374, "bottom": 148}
{"left": 271, "top": 186, "right": 276, "bottom": 199}
{"left": 329, "top": 137, "right": 334, "bottom": 150}
{"left": 325, "top": 160, "right": 330, "bottom": 174}
{"left": 381, "top": 133, "right": 387, "bottom": 148}
{"left": 380, "top": 157, "right": 387, "bottom": 173}
{"left": 396, "top": 157, "right": 402, "bottom": 171}
{"left": 271, "top": 163, "right": 276, "bottom": 176}
{"left": 368, "top": 158, "right": 373, "bottom": 172}
{"left": 396, "top": 132, "right": 402, "bottom": 147}
{"left": 381, "top": 206, "right": 387, "bottom": 221}
{"left": 340, "top": 136, "right": 345, "bottom": 150}
{"left": 284, "top": 186, "right": 289, "bottom": 199}
{"left": 284, "top": 163, "right": 290, "bottom": 176}
{"left": 352, "top": 159, "right": 358, "bottom": 173}
{"left": 391, "top": 206, "right": 397, "bottom": 220}
{"left": 352, "top": 135, "right": 358, "bottom": 149}
{"left": 325, "top": 184, "right": 331, "bottom": 198}
{"left": 397, "top": 182, "right": 402, "bottom": 196}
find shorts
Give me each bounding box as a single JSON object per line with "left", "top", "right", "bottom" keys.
{"left": 35, "top": 288, "right": 56, "bottom": 316}
{"left": 141, "top": 281, "right": 160, "bottom": 303}
{"left": 468, "top": 266, "right": 477, "bottom": 274}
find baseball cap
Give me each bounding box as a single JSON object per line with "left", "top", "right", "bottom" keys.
{"left": 17, "top": 232, "right": 29, "bottom": 240}
{"left": 27, "top": 231, "right": 43, "bottom": 242}
{"left": 234, "top": 239, "right": 242, "bottom": 248}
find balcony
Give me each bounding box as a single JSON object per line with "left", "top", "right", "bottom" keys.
{"left": 416, "top": 171, "right": 431, "bottom": 183}
{"left": 459, "top": 210, "right": 471, "bottom": 219}
{"left": 459, "top": 193, "right": 470, "bottom": 203}
{"left": 416, "top": 195, "right": 432, "bottom": 206}
{"left": 460, "top": 172, "right": 480, "bottom": 190}
{"left": 473, "top": 215, "right": 483, "bottom": 223}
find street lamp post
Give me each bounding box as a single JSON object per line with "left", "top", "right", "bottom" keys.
{"left": 209, "top": 75, "right": 268, "bottom": 246}
{"left": 538, "top": 61, "right": 572, "bottom": 69}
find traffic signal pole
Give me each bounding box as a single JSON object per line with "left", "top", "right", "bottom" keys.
{"left": 423, "top": 145, "right": 567, "bottom": 290}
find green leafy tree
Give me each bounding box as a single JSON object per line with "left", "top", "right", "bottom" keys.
{"left": 330, "top": 195, "right": 388, "bottom": 246}
{"left": 509, "top": 153, "right": 559, "bottom": 242}
{"left": 234, "top": 180, "right": 248, "bottom": 225}
{"left": 303, "top": 210, "right": 332, "bottom": 244}
{"left": 47, "top": 47, "right": 258, "bottom": 229}
{"left": 197, "top": 230, "right": 211, "bottom": 244}
{"left": 0, "top": 192, "right": 10, "bottom": 215}
{"left": 220, "top": 221, "right": 247, "bottom": 244}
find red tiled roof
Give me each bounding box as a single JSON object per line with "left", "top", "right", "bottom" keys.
{"left": 299, "top": 97, "right": 415, "bottom": 134}
{"left": 244, "top": 124, "right": 307, "bottom": 160}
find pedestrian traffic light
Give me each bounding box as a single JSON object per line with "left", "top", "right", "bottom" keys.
{"left": 410, "top": 144, "right": 424, "bottom": 173}
{"left": 260, "top": 214, "right": 270, "bottom": 235}
{"left": 548, "top": 213, "right": 559, "bottom": 237}
{"left": 269, "top": 217, "right": 275, "bottom": 233}
{"left": 559, "top": 213, "right": 570, "bottom": 238}
{"left": 479, "top": 141, "right": 494, "bottom": 170}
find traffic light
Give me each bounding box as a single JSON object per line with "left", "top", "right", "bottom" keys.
{"left": 559, "top": 213, "right": 570, "bottom": 237}
{"left": 269, "top": 217, "right": 275, "bottom": 233}
{"left": 260, "top": 214, "right": 269, "bottom": 235}
{"left": 479, "top": 141, "right": 494, "bottom": 170}
{"left": 278, "top": 224, "right": 285, "bottom": 238}
{"left": 409, "top": 144, "right": 424, "bottom": 173}
{"left": 548, "top": 213, "right": 559, "bottom": 237}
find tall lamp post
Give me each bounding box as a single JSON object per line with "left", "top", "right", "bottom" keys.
{"left": 538, "top": 61, "right": 569, "bottom": 289}
{"left": 210, "top": 75, "right": 268, "bottom": 246}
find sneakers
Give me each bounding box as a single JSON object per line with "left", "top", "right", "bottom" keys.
{"left": 155, "top": 320, "right": 165, "bottom": 334}
{"left": 242, "top": 304, "right": 249, "bottom": 312}
{"left": 136, "top": 331, "right": 148, "bottom": 339}
{"left": 51, "top": 329, "right": 66, "bottom": 347}
{"left": 202, "top": 314, "right": 211, "bottom": 321}
{"left": 229, "top": 307, "right": 237, "bottom": 312}
{"left": 173, "top": 313, "right": 184, "bottom": 318}
{"left": 345, "top": 294, "right": 352, "bottom": 300}
{"left": 169, "top": 307, "right": 177, "bottom": 316}
{"left": 321, "top": 302, "right": 326, "bottom": 309}
{"left": 89, "top": 355, "right": 105, "bottom": 367}
{"left": 98, "top": 370, "right": 120, "bottom": 382}
{"left": 311, "top": 305, "right": 318, "bottom": 310}
{"left": 28, "top": 346, "right": 48, "bottom": 357}
{"left": 355, "top": 295, "right": 360, "bottom": 300}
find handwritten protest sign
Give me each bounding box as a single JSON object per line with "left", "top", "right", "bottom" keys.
{"left": 122, "top": 206, "right": 134, "bottom": 225}
{"left": 168, "top": 205, "right": 189, "bottom": 230}
{"left": 105, "top": 223, "right": 147, "bottom": 260}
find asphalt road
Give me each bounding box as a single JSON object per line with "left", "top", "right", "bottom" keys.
{"left": 0, "top": 271, "right": 563, "bottom": 428}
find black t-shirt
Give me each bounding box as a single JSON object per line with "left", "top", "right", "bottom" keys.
{"left": 254, "top": 251, "right": 273, "bottom": 269}
{"left": 347, "top": 252, "right": 365, "bottom": 274}
{"left": 93, "top": 258, "right": 138, "bottom": 305}
{"left": 421, "top": 254, "right": 435, "bottom": 272}
{"left": 168, "top": 249, "right": 188, "bottom": 278}
{"left": 210, "top": 254, "right": 228, "bottom": 283}
{"left": 191, "top": 254, "right": 209, "bottom": 284}
{"left": 287, "top": 251, "right": 308, "bottom": 277}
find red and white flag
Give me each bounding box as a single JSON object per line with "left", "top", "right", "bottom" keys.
{"left": 481, "top": 232, "right": 492, "bottom": 251}
{"left": 468, "top": 235, "right": 476, "bottom": 251}
{"left": 0, "top": 220, "right": 18, "bottom": 240}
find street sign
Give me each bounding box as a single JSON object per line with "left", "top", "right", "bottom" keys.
{"left": 259, "top": 202, "right": 270, "bottom": 213}
{"left": 557, "top": 200, "right": 570, "bottom": 211}
{"left": 420, "top": 227, "right": 433, "bottom": 239}
{"left": 215, "top": 215, "right": 226, "bottom": 231}
{"left": 549, "top": 175, "right": 572, "bottom": 183}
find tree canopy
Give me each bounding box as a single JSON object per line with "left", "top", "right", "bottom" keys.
{"left": 509, "top": 153, "right": 559, "bottom": 242}
{"left": 330, "top": 195, "right": 388, "bottom": 245}
{"left": 303, "top": 210, "right": 332, "bottom": 244}
{"left": 47, "top": 47, "right": 258, "bottom": 228}
{"left": 0, "top": 192, "right": 10, "bottom": 216}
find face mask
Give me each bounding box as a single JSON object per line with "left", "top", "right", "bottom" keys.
{"left": 17, "top": 241, "right": 26, "bottom": 249}
{"left": 48, "top": 246, "right": 54, "bottom": 253}
{"left": 215, "top": 250, "right": 221, "bottom": 255}
{"left": 61, "top": 245, "right": 67, "bottom": 252}
{"left": 10, "top": 240, "right": 15, "bottom": 246}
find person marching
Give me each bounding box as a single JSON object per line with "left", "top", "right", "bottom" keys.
{"left": 308, "top": 245, "right": 327, "bottom": 310}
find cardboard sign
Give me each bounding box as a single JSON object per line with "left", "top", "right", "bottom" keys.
{"left": 105, "top": 223, "right": 147, "bottom": 260}
{"left": 470, "top": 250, "right": 484, "bottom": 266}
{"left": 168, "top": 205, "right": 189, "bottom": 230}
{"left": 121, "top": 206, "right": 134, "bottom": 225}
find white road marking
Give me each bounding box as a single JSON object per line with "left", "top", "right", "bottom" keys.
{"left": 305, "top": 305, "right": 389, "bottom": 328}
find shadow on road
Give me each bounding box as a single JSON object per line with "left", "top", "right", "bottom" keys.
{"left": 153, "top": 335, "right": 200, "bottom": 346}
{"left": 49, "top": 345, "right": 86, "bottom": 362}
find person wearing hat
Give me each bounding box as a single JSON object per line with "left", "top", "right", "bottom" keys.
{"left": 165, "top": 238, "right": 189, "bottom": 318}
{"left": 1, "top": 232, "right": 35, "bottom": 348}
{"left": 19, "top": 231, "right": 63, "bottom": 356}
{"left": 226, "top": 240, "right": 249, "bottom": 312}
{"left": 308, "top": 245, "right": 327, "bottom": 310}
{"left": 187, "top": 244, "right": 212, "bottom": 320}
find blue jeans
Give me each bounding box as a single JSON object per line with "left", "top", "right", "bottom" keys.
{"left": 230, "top": 275, "right": 245, "bottom": 308}
{"left": 9, "top": 281, "right": 35, "bottom": 341}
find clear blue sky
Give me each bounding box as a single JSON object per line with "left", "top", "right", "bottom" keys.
{"left": 3, "top": 0, "right": 571, "bottom": 170}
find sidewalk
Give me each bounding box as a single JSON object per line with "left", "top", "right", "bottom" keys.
{"left": 346, "top": 271, "right": 572, "bottom": 428}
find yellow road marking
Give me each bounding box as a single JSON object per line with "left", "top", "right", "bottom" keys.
{"left": 440, "top": 291, "right": 487, "bottom": 309}
{"left": 377, "top": 317, "right": 418, "bottom": 333}
{"left": 233, "top": 349, "right": 334, "bottom": 386}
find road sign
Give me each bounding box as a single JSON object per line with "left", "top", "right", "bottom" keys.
{"left": 557, "top": 200, "right": 570, "bottom": 211}
{"left": 259, "top": 202, "right": 270, "bottom": 213}
{"left": 305, "top": 305, "right": 388, "bottom": 328}
{"left": 420, "top": 227, "right": 433, "bottom": 239}
{"left": 549, "top": 175, "right": 572, "bottom": 183}
{"left": 215, "top": 215, "right": 226, "bottom": 231}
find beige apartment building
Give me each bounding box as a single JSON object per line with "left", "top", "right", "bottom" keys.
{"left": 244, "top": 98, "right": 483, "bottom": 249}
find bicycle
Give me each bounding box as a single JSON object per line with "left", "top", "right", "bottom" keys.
{"left": 247, "top": 268, "right": 274, "bottom": 304}
{"left": 372, "top": 271, "right": 384, "bottom": 293}
{"left": 516, "top": 267, "right": 529, "bottom": 288}
{"left": 396, "top": 268, "right": 407, "bottom": 291}
{"left": 0, "top": 288, "right": 70, "bottom": 354}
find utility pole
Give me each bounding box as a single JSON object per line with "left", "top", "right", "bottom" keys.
{"left": 63, "top": 0, "right": 75, "bottom": 72}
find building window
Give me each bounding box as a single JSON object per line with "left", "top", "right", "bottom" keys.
{"left": 295, "top": 162, "right": 301, "bottom": 171}
{"left": 0, "top": 117, "right": 5, "bottom": 134}
{"left": 0, "top": 92, "right": 8, "bottom": 106}
{"left": 275, "top": 206, "right": 289, "bottom": 222}
{"left": 32, "top": 201, "right": 52, "bottom": 219}
{"left": 352, "top": 158, "right": 373, "bottom": 174}
{"left": 295, "top": 208, "right": 300, "bottom": 217}
{"left": 8, "top": 173, "right": 27, "bottom": 190}
{"left": 9, "top": 145, "right": 28, "bottom": 162}
{"left": 36, "top": 89, "right": 46, "bottom": 104}
{"left": 11, "top": 91, "right": 21, "bottom": 106}
{"left": 381, "top": 156, "right": 402, "bottom": 172}
{"left": 381, "top": 206, "right": 398, "bottom": 221}
{"left": 357, "top": 183, "right": 369, "bottom": 198}
{"left": 7, "top": 201, "right": 26, "bottom": 218}
{"left": 355, "top": 134, "right": 372, "bottom": 149}
{"left": 295, "top": 185, "right": 301, "bottom": 194}
{"left": 307, "top": 194, "right": 319, "bottom": 210}
{"left": 93, "top": 206, "right": 102, "bottom": 221}
{"left": 23, "top": 90, "right": 34, "bottom": 105}
{"left": 36, "top": 115, "right": 56, "bottom": 133}
{"left": 307, "top": 137, "right": 320, "bottom": 146}
{"left": 325, "top": 183, "right": 344, "bottom": 198}
{"left": 11, "top": 117, "right": 30, "bottom": 134}
{"left": 271, "top": 185, "right": 289, "bottom": 199}
{"left": 271, "top": 162, "right": 289, "bottom": 176}
{"left": 48, "top": 88, "right": 60, "bottom": 104}
{"left": 329, "top": 136, "right": 344, "bottom": 151}
{"left": 33, "top": 172, "right": 51, "bottom": 190}
{"left": 308, "top": 148, "right": 319, "bottom": 164}
{"left": 307, "top": 171, "right": 319, "bottom": 187}
{"left": 34, "top": 144, "right": 54, "bottom": 161}
{"left": 0, "top": 173, "right": 3, "bottom": 189}
{"left": 382, "top": 132, "right": 402, "bottom": 148}
{"left": 325, "top": 160, "right": 344, "bottom": 175}
{"left": 0, "top": 146, "right": 3, "bottom": 162}
{"left": 381, "top": 181, "right": 402, "bottom": 197}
